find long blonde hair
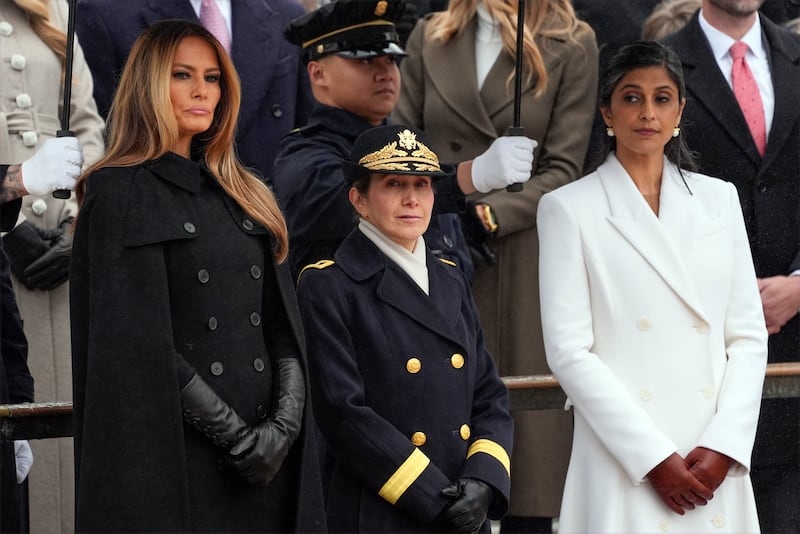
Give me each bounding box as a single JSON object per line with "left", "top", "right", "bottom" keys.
{"left": 425, "top": 0, "right": 586, "bottom": 95}
{"left": 77, "top": 20, "right": 289, "bottom": 261}
{"left": 14, "top": 0, "right": 67, "bottom": 66}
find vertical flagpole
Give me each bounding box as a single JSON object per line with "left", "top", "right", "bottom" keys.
{"left": 53, "top": 0, "right": 78, "bottom": 199}
{"left": 504, "top": 0, "right": 526, "bottom": 193}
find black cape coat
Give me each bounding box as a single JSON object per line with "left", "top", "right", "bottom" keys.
{"left": 69, "top": 153, "right": 325, "bottom": 532}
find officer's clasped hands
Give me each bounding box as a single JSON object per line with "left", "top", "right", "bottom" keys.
{"left": 470, "top": 136, "right": 537, "bottom": 193}
{"left": 20, "top": 137, "right": 83, "bottom": 196}
{"left": 435, "top": 477, "right": 494, "bottom": 533}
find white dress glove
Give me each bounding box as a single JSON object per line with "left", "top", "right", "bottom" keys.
{"left": 471, "top": 136, "right": 538, "bottom": 193}
{"left": 20, "top": 137, "right": 84, "bottom": 196}
{"left": 14, "top": 440, "right": 33, "bottom": 484}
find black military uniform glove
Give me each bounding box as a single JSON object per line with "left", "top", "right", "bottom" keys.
{"left": 180, "top": 373, "right": 249, "bottom": 448}
{"left": 459, "top": 201, "right": 498, "bottom": 267}
{"left": 2, "top": 221, "right": 58, "bottom": 289}
{"left": 228, "top": 358, "right": 305, "bottom": 486}
{"left": 435, "top": 478, "right": 493, "bottom": 533}
{"left": 24, "top": 216, "right": 74, "bottom": 290}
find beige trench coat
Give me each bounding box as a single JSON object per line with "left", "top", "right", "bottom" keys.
{"left": 0, "top": 1, "right": 104, "bottom": 532}
{"left": 394, "top": 15, "right": 598, "bottom": 517}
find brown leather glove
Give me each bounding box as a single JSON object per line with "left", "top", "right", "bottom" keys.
{"left": 686, "top": 447, "right": 733, "bottom": 492}
{"left": 647, "top": 452, "right": 713, "bottom": 515}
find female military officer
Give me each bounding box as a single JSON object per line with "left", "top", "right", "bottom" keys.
{"left": 297, "top": 124, "right": 514, "bottom": 533}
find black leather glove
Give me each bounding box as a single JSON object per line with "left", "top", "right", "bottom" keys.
{"left": 2, "top": 221, "right": 56, "bottom": 289}
{"left": 435, "top": 478, "right": 493, "bottom": 533}
{"left": 228, "top": 358, "right": 305, "bottom": 486}
{"left": 24, "top": 216, "right": 74, "bottom": 290}
{"left": 459, "top": 201, "right": 498, "bottom": 267}
{"left": 180, "top": 373, "right": 249, "bottom": 448}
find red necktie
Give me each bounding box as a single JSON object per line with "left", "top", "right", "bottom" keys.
{"left": 730, "top": 42, "right": 766, "bottom": 156}
{"left": 200, "top": 0, "right": 231, "bottom": 54}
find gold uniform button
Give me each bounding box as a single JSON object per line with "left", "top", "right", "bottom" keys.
{"left": 459, "top": 424, "right": 471, "bottom": 440}
{"left": 450, "top": 353, "right": 465, "bottom": 369}
{"left": 411, "top": 432, "right": 426, "bottom": 446}
{"left": 406, "top": 358, "right": 421, "bottom": 374}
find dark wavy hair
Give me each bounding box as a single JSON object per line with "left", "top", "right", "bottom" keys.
{"left": 589, "top": 40, "right": 697, "bottom": 177}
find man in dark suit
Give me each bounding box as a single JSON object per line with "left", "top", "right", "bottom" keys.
{"left": 75, "top": 0, "right": 314, "bottom": 185}
{"left": 662, "top": 3, "right": 800, "bottom": 531}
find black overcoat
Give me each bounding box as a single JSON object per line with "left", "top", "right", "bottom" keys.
{"left": 296, "top": 228, "right": 513, "bottom": 533}
{"left": 69, "top": 153, "right": 325, "bottom": 532}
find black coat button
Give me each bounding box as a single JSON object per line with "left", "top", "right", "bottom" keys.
{"left": 184, "top": 222, "right": 196, "bottom": 234}
{"left": 257, "top": 404, "right": 268, "bottom": 419}
{"left": 443, "top": 235, "right": 454, "bottom": 248}
{"left": 450, "top": 140, "right": 462, "bottom": 152}
{"left": 242, "top": 219, "right": 254, "bottom": 231}
{"left": 249, "top": 312, "right": 261, "bottom": 326}
{"left": 208, "top": 317, "right": 218, "bottom": 331}
{"left": 250, "top": 265, "right": 262, "bottom": 279}
{"left": 197, "top": 269, "right": 210, "bottom": 284}
{"left": 210, "top": 361, "right": 224, "bottom": 376}
{"left": 253, "top": 358, "right": 265, "bottom": 372}
{"left": 271, "top": 104, "right": 283, "bottom": 118}
{"left": 756, "top": 181, "right": 767, "bottom": 193}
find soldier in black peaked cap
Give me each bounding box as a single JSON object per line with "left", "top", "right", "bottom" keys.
{"left": 273, "top": 0, "right": 537, "bottom": 280}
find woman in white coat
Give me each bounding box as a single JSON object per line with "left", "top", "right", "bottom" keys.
{"left": 537, "top": 41, "right": 767, "bottom": 533}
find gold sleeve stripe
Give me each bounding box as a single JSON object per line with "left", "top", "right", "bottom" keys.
{"left": 378, "top": 448, "right": 430, "bottom": 505}
{"left": 467, "top": 439, "right": 511, "bottom": 477}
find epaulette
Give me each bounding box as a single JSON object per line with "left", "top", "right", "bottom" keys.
{"left": 288, "top": 121, "right": 323, "bottom": 137}
{"left": 438, "top": 258, "right": 457, "bottom": 267}
{"left": 297, "top": 259, "right": 336, "bottom": 282}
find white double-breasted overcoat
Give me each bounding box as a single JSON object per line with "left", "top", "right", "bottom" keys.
{"left": 537, "top": 154, "right": 768, "bottom": 533}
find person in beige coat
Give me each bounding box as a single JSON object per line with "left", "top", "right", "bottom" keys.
{"left": 0, "top": 1, "right": 104, "bottom": 532}
{"left": 393, "top": 1, "right": 597, "bottom": 531}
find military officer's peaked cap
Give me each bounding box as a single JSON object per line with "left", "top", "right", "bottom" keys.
{"left": 284, "top": 0, "right": 408, "bottom": 63}
{"left": 342, "top": 124, "right": 450, "bottom": 182}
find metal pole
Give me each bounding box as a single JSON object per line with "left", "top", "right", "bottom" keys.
{"left": 505, "top": 0, "right": 526, "bottom": 193}
{"left": 52, "top": 0, "right": 78, "bottom": 199}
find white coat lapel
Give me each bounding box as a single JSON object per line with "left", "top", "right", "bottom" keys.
{"left": 599, "top": 155, "right": 710, "bottom": 325}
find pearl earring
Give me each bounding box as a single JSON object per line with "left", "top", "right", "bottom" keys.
{"left": 606, "top": 127, "right": 614, "bottom": 137}
{"left": 672, "top": 127, "right": 680, "bottom": 138}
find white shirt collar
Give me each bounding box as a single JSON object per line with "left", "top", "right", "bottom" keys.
{"left": 698, "top": 8, "right": 766, "bottom": 62}
{"left": 358, "top": 219, "right": 429, "bottom": 295}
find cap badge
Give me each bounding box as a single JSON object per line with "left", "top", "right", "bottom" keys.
{"left": 374, "top": 1, "right": 388, "bottom": 16}
{"left": 359, "top": 129, "right": 442, "bottom": 173}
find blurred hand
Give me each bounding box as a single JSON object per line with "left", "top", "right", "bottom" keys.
{"left": 20, "top": 137, "right": 83, "bottom": 196}
{"left": 24, "top": 217, "right": 74, "bottom": 290}
{"left": 471, "top": 136, "right": 537, "bottom": 193}
{"left": 647, "top": 452, "right": 713, "bottom": 515}
{"left": 758, "top": 276, "right": 800, "bottom": 334}
{"left": 686, "top": 447, "right": 733, "bottom": 493}
{"left": 14, "top": 440, "right": 33, "bottom": 484}
{"left": 434, "top": 478, "right": 493, "bottom": 533}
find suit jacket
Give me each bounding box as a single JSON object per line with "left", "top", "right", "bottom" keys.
{"left": 69, "top": 154, "right": 325, "bottom": 532}
{"left": 296, "top": 228, "right": 513, "bottom": 533}
{"left": 662, "top": 13, "right": 800, "bottom": 472}
{"left": 538, "top": 154, "right": 767, "bottom": 532}
{"left": 393, "top": 15, "right": 597, "bottom": 516}
{"left": 75, "top": 0, "right": 313, "bottom": 184}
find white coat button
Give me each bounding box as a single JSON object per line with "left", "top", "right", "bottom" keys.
{"left": 703, "top": 385, "right": 716, "bottom": 399}
{"left": 30, "top": 199, "right": 47, "bottom": 216}
{"left": 712, "top": 514, "right": 725, "bottom": 528}
{"left": 21, "top": 131, "right": 37, "bottom": 147}
{"left": 0, "top": 22, "right": 12, "bottom": 37}
{"left": 637, "top": 317, "right": 651, "bottom": 331}
{"left": 695, "top": 323, "right": 709, "bottom": 334}
{"left": 640, "top": 388, "right": 654, "bottom": 401}
{"left": 10, "top": 54, "right": 25, "bottom": 70}
{"left": 15, "top": 93, "right": 31, "bottom": 108}
{"left": 659, "top": 519, "right": 670, "bottom": 532}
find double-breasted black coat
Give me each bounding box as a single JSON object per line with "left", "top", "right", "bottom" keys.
{"left": 296, "top": 228, "right": 513, "bottom": 533}
{"left": 69, "top": 153, "right": 325, "bottom": 532}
